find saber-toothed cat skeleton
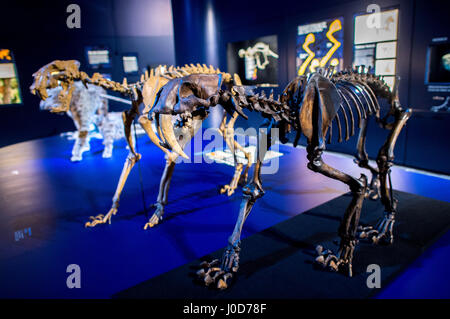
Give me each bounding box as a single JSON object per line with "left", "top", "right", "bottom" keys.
{"left": 197, "top": 66, "right": 411, "bottom": 289}
{"left": 30, "top": 60, "right": 254, "bottom": 229}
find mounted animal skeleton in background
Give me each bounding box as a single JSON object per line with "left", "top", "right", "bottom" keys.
{"left": 32, "top": 61, "right": 133, "bottom": 161}
{"left": 197, "top": 66, "right": 411, "bottom": 289}
{"left": 30, "top": 60, "right": 254, "bottom": 228}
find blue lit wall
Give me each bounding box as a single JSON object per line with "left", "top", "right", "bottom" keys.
{"left": 172, "top": 0, "right": 450, "bottom": 174}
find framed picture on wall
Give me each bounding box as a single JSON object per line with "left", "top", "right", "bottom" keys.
{"left": 353, "top": 8, "right": 399, "bottom": 90}
{"left": 227, "top": 35, "right": 279, "bottom": 87}
{"left": 122, "top": 53, "right": 139, "bottom": 75}
{"left": 296, "top": 17, "right": 344, "bottom": 76}
{"left": 425, "top": 42, "right": 450, "bottom": 84}
{"left": 0, "top": 49, "right": 22, "bottom": 105}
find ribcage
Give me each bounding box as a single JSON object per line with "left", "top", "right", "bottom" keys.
{"left": 327, "top": 79, "right": 381, "bottom": 143}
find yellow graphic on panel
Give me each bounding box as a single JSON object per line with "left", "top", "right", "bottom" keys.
{"left": 0, "top": 49, "right": 12, "bottom": 61}
{"left": 309, "top": 58, "right": 320, "bottom": 73}
{"left": 297, "top": 19, "right": 343, "bottom": 76}
{"left": 319, "top": 19, "right": 342, "bottom": 67}
{"left": 298, "top": 33, "right": 316, "bottom": 76}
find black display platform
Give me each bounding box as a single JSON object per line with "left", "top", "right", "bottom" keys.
{"left": 114, "top": 191, "right": 450, "bottom": 299}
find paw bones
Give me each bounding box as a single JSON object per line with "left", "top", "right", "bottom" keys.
{"left": 197, "top": 260, "right": 234, "bottom": 290}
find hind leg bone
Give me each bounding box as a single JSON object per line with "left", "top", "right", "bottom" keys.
{"left": 308, "top": 144, "right": 368, "bottom": 277}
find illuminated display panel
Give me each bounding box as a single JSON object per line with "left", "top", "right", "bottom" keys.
{"left": 353, "top": 8, "right": 399, "bottom": 90}
{"left": 122, "top": 53, "right": 139, "bottom": 74}
{"left": 296, "top": 17, "right": 344, "bottom": 76}
{"left": 85, "top": 46, "right": 111, "bottom": 69}
{"left": 426, "top": 42, "right": 450, "bottom": 84}
{"left": 227, "top": 35, "right": 279, "bottom": 87}
{"left": 0, "top": 49, "right": 22, "bottom": 105}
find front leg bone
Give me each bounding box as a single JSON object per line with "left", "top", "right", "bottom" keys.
{"left": 315, "top": 239, "right": 356, "bottom": 277}
{"left": 197, "top": 243, "right": 241, "bottom": 290}
{"left": 85, "top": 151, "right": 140, "bottom": 228}
{"left": 143, "top": 203, "right": 165, "bottom": 229}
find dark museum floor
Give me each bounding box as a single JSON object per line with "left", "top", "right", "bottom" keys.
{"left": 0, "top": 133, "right": 449, "bottom": 298}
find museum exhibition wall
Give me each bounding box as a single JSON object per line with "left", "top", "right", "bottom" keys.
{"left": 0, "top": 0, "right": 448, "bottom": 175}
{"left": 171, "top": 0, "right": 450, "bottom": 174}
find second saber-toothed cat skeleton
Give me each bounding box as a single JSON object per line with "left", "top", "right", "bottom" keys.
{"left": 31, "top": 60, "right": 411, "bottom": 290}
